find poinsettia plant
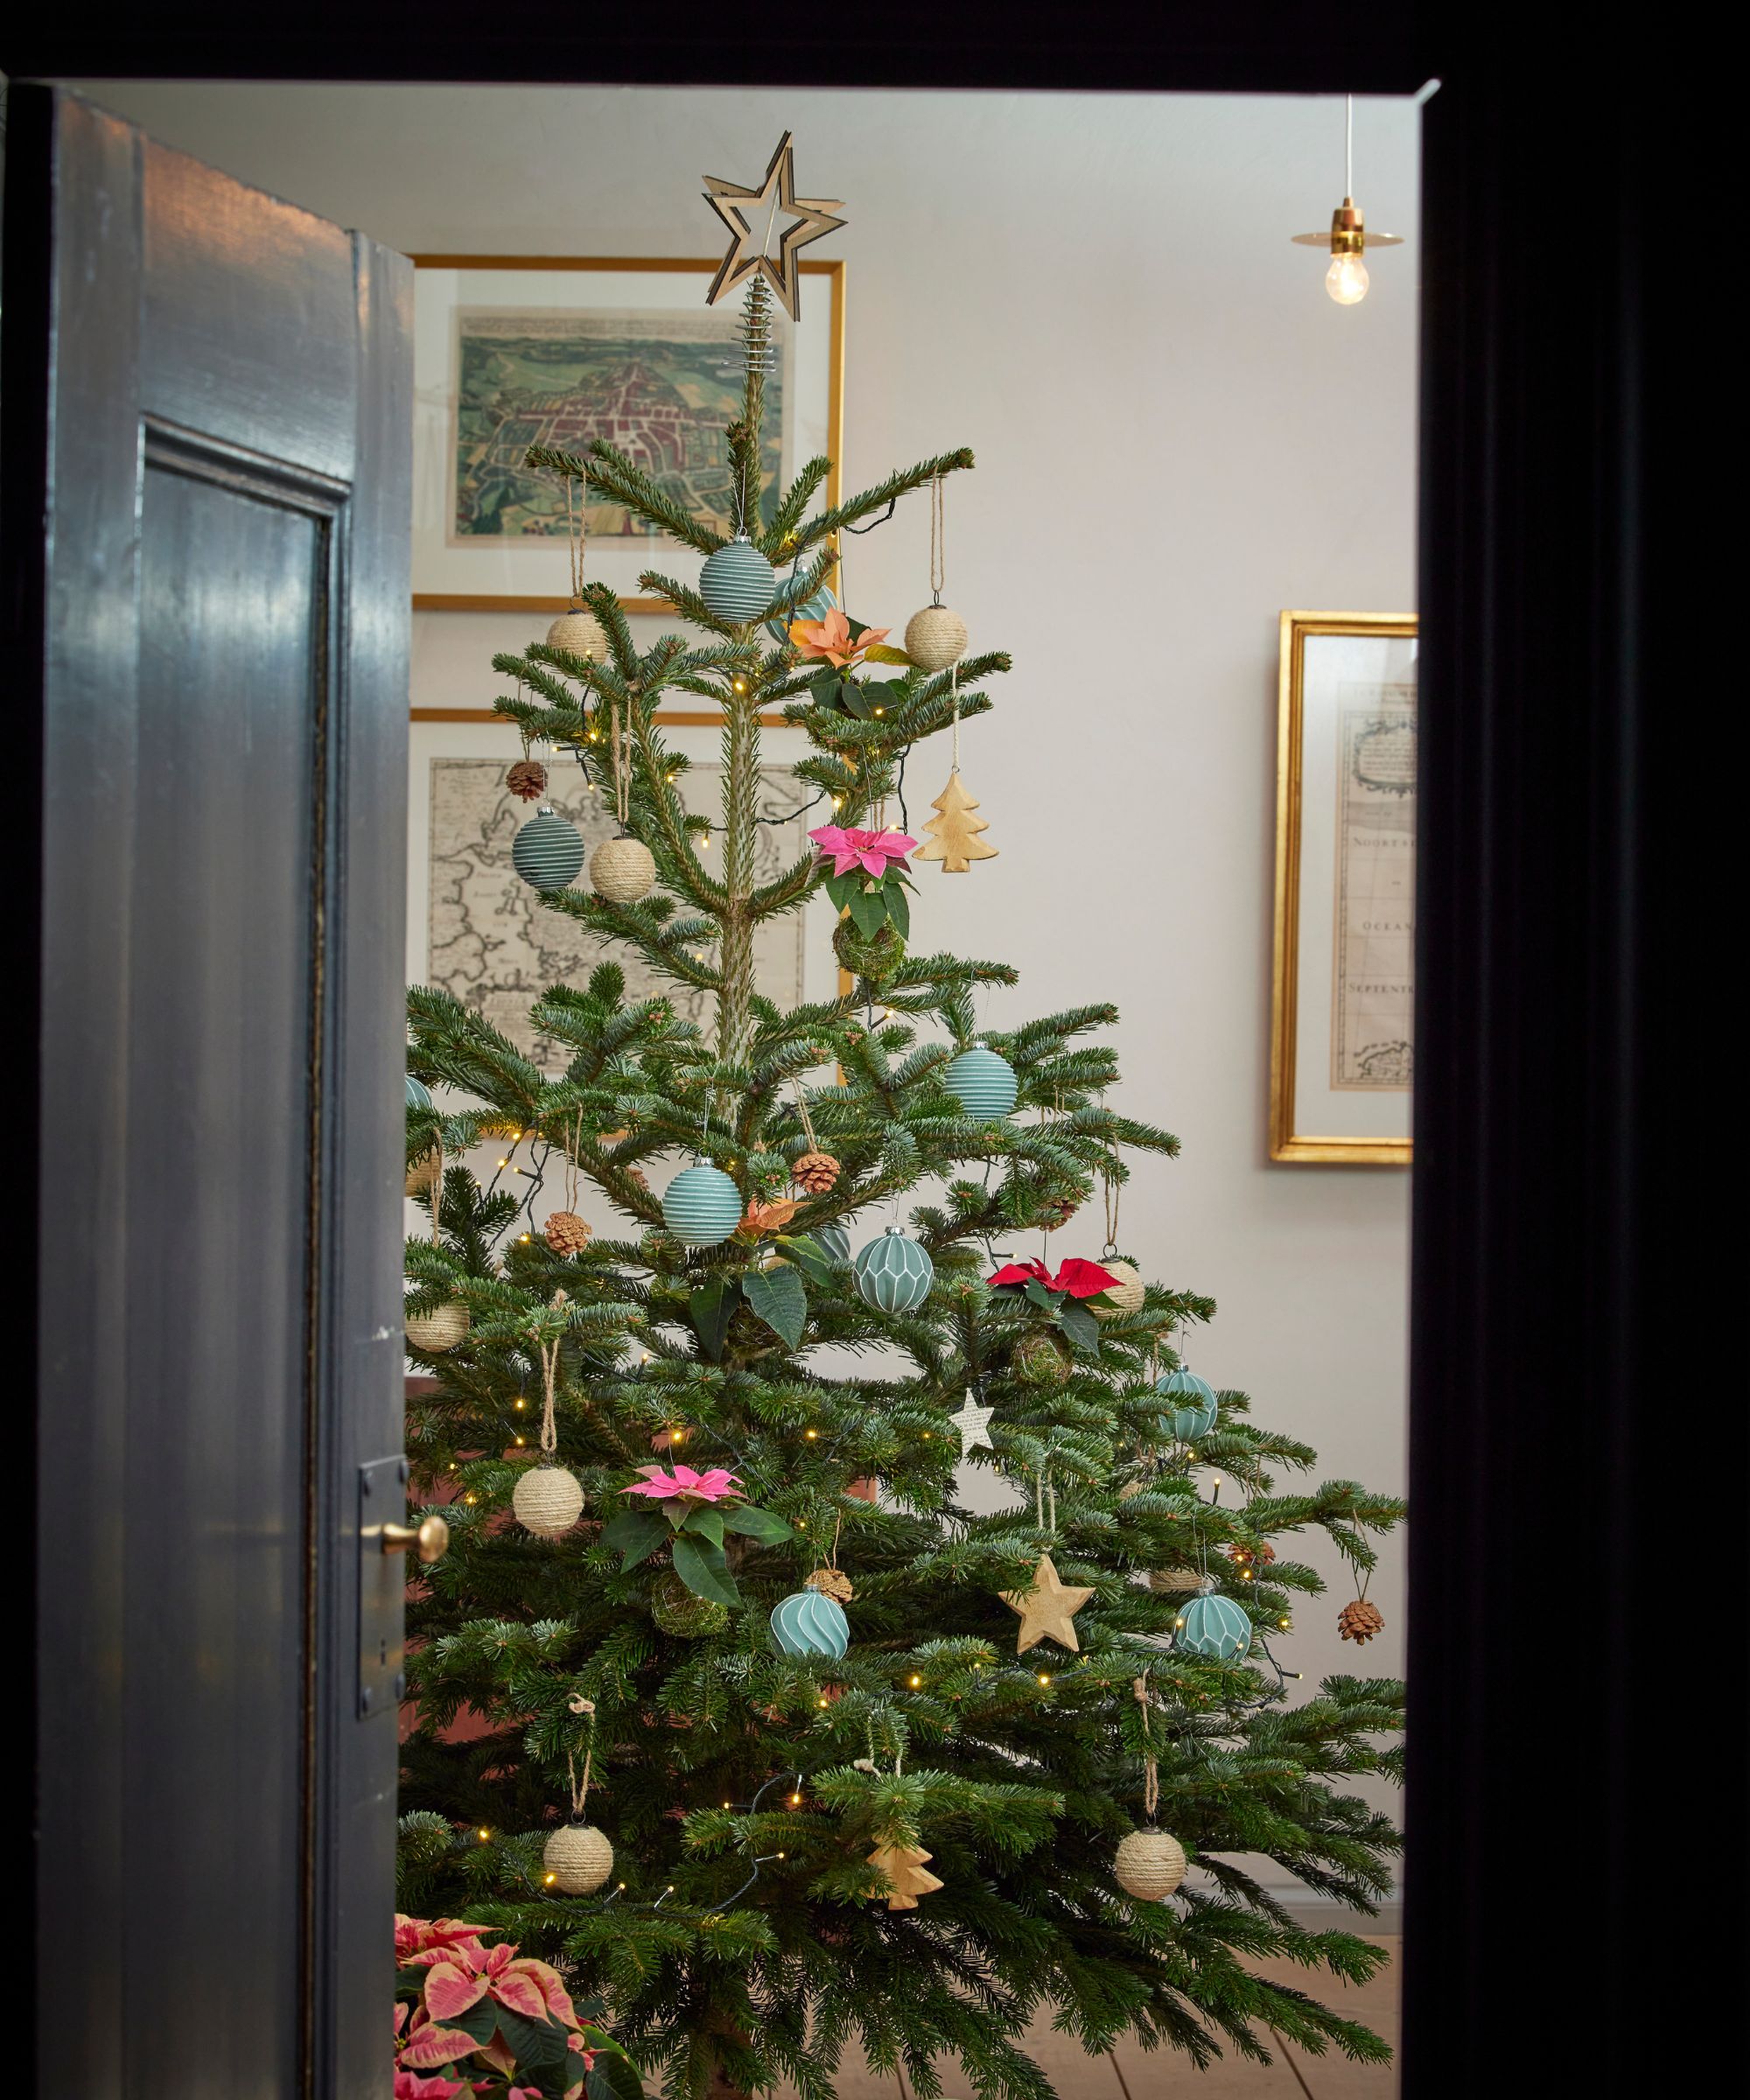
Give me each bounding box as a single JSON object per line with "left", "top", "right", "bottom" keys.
{"left": 601, "top": 1461, "right": 793, "bottom": 1608}
{"left": 808, "top": 822, "right": 918, "bottom": 945}
{"left": 789, "top": 606, "right": 911, "bottom": 722}
{"left": 987, "top": 1256, "right": 1122, "bottom": 1355}
{"left": 394, "top": 1915, "right": 641, "bottom": 2099}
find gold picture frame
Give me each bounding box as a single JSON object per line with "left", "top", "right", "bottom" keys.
{"left": 1270, "top": 610, "right": 1418, "bottom": 1165}
{"left": 410, "top": 254, "right": 845, "bottom": 615}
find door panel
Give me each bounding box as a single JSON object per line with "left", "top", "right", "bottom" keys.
{"left": 10, "top": 86, "right": 411, "bottom": 2099}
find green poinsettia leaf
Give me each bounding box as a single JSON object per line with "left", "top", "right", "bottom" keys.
{"left": 688, "top": 1277, "right": 738, "bottom": 1362}
{"left": 671, "top": 1530, "right": 742, "bottom": 1607}
{"left": 774, "top": 1232, "right": 834, "bottom": 1289}
{"left": 862, "top": 643, "right": 912, "bottom": 666}
{"left": 885, "top": 881, "right": 911, "bottom": 942}
{"left": 809, "top": 668, "right": 844, "bottom": 710}
{"left": 840, "top": 679, "right": 874, "bottom": 721}
{"left": 1058, "top": 1297, "right": 1102, "bottom": 1354}
{"left": 681, "top": 1506, "right": 725, "bottom": 1546}
{"left": 718, "top": 1502, "right": 794, "bottom": 1543}
{"left": 582, "top": 2038, "right": 647, "bottom": 2100}
{"left": 849, "top": 885, "right": 888, "bottom": 940}
{"left": 491, "top": 2006, "right": 572, "bottom": 2095}
{"left": 1023, "top": 1279, "right": 1063, "bottom": 1314}
{"left": 599, "top": 1509, "right": 667, "bottom": 1571}
{"left": 822, "top": 871, "right": 858, "bottom": 913}
{"left": 742, "top": 1263, "right": 808, "bottom": 1349}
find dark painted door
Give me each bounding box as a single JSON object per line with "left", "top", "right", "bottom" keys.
{"left": 7, "top": 87, "right": 410, "bottom": 2098}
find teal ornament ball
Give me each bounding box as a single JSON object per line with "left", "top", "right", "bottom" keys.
{"left": 1157, "top": 1368, "right": 1218, "bottom": 1442}
{"left": 853, "top": 1227, "right": 934, "bottom": 1313}
{"left": 1175, "top": 1588, "right": 1252, "bottom": 1662}
{"left": 661, "top": 1161, "right": 743, "bottom": 1248}
{"left": 813, "top": 1221, "right": 851, "bottom": 1266}
{"left": 405, "top": 1074, "right": 433, "bottom": 1113}
{"left": 698, "top": 537, "right": 777, "bottom": 623}
{"left": 769, "top": 1587, "right": 850, "bottom": 1660}
{"left": 767, "top": 582, "right": 835, "bottom": 646}
{"left": 945, "top": 1043, "right": 1018, "bottom": 1120}
{"left": 512, "top": 807, "right": 585, "bottom": 891}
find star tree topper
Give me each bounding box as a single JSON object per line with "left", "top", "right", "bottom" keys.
{"left": 951, "top": 1388, "right": 996, "bottom": 1457}
{"left": 704, "top": 132, "right": 846, "bottom": 322}
{"left": 1002, "top": 1552, "right": 1096, "bottom": 1655}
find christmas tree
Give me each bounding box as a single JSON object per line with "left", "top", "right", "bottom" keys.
{"left": 398, "top": 171, "right": 1404, "bottom": 2100}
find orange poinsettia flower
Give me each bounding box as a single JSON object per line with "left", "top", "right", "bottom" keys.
{"left": 788, "top": 606, "right": 890, "bottom": 667}
{"left": 739, "top": 1196, "right": 800, "bottom": 1237}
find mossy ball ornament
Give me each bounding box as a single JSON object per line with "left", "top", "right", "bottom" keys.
{"left": 853, "top": 1227, "right": 934, "bottom": 1313}
{"left": 546, "top": 606, "right": 608, "bottom": 662}
{"left": 944, "top": 1042, "right": 1018, "bottom": 1119}
{"left": 662, "top": 1161, "right": 743, "bottom": 1247}
{"left": 590, "top": 833, "right": 656, "bottom": 902}
{"left": 1174, "top": 1583, "right": 1252, "bottom": 1662}
{"left": 1157, "top": 1367, "right": 1218, "bottom": 1441}
{"left": 512, "top": 807, "right": 585, "bottom": 891}
{"left": 543, "top": 1823, "right": 614, "bottom": 1894}
{"left": 651, "top": 1568, "right": 730, "bottom": 1638}
{"left": 769, "top": 1586, "right": 850, "bottom": 1659}
{"left": 698, "top": 536, "right": 777, "bottom": 622}
{"left": 1114, "top": 1828, "right": 1188, "bottom": 1901}
{"left": 904, "top": 603, "right": 969, "bottom": 672}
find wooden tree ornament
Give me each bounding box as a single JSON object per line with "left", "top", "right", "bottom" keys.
{"left": 916, "top": 664, "right": 998, "bottom": 874}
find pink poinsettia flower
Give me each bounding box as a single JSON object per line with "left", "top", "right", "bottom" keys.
{"left": 393, "top": 2069, "right": 468, "bottom": 2100}
{"left": 623, "top": 1462, "right": 743, "bottom": 1505}
{"left": 789, "top": 606, "right": 890, "bottom": 667}
{"left": 424, "top": 1939, "right": 578, "bottom": 2029}
{"left": 808, "top": 824, "right": 918, "bottom": 878}
{"left": 397, "top": 2006, "right": 485, "bottom": 2070}
{"left": 396, "top": 1915, "right": 495, "bottom": 1967}
{"left": 988, "top": 1257, "right": 1119, "bottom": 1299}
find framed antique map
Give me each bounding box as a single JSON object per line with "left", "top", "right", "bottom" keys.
{"left": 411, "top": 256, "right": 845, "bottom": 613}
{"left": 1270, "top": 612, "right": 1418, "bottom": 1164}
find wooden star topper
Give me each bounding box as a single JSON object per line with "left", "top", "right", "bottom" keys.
{"left": 1001, "top": 1552, "right": 1096, "bottom": 1655}
{"left": 950, "top": 1389, "right": 996, "bottom": 1457}
{"left": 704, "top": 131, "right": 846, "bottom": 322}
{"left": 867, "top": 1841, "right": 943, "bottom": 1911}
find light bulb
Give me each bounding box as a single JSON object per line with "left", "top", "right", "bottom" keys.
{"left": 1326, "top": 252, "right": 1369, "bottom": 304}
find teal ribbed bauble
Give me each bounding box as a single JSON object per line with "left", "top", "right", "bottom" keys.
{"left": 1156, "top": 1368, "right": 1218, "bottom": 1442}
{"left": 1174, "top": 1588, "right": 1252, "bottom": 1662}
{"left": 813, "top": 1221, "right": 851, "bottom": 1266}
{"left": 511, "top": 807, "right": 585, "bottom": 890}
{"left": 698, "top": 537, "right": 776, "bottom": 623}
{"left": 769, "top": 1587, "right": 850, "bottom": 1659}
{"left": 767, "top": 582, "right": 835, "bottom": 646}
{"left": 853, "top": 1227, "right": 934, "bottom": 1313}
{"left": 945, "top": 1043, "right": 1018, "bottom": 1120}
{"left": 405, "top": 1074, "right": 432, "bottom": 1113}
{"left": 661, "top": 1161, "right": 743, "bottom": 1247}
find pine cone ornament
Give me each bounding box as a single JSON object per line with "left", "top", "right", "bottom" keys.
{"left": 506, "top": 758, "right": 548, "bottom": 802}
{"left": 1224, "top": 1541, "right": 1277, "bottom": 1572}
{"left": 792, "top": 1150, "right": 841, "bottom": 1194}
{"left": 1338, "top": 1597, "right": 1386, "bottom": 1645}
{"left": 1039, "top": 1196, "right": 1079, "bottom": 1232}
{"left": 544, "top": 1209, "right": 592, "bottom": 1256}
{"left": 804, "top": 1566, "right": 855, "bottom": 1603}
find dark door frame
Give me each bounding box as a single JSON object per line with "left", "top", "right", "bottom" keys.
{"left": 5, "top": 10, "right": 1692, "bottom": 2093}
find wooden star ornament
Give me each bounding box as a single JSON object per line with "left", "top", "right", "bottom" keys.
{"left": 704, "top": 132, "right": 846, "bottom": 322}
{"left": 1001, "top": 1552, "right": 1096, "bottom": 1655}
{"left": 867, "top": 1842, "right": 943, "bottom": 1911}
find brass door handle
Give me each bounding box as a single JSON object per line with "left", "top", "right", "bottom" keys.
{"left": 381, "top": 1514, "right": 450, "bottom": 1564}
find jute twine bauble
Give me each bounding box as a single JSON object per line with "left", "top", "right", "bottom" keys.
{"left": 512, "top": 1464, "right": 584, "bottom": 1537}
{"left": 1339, "top": 1597, "right": 1386, "bottom": 1645}
{"left": 1093, "top": 1260, "right": 1146, "bottom": 1320}
{"left": 546, "top": 606, "right": 608, "bottom": 662}
{"left": 904, "top": 604, "right": 969, "bottom": 672}
{"left": 405, "top": 1300, "right": 470, "bottom": 1353}
{"left": 543, "top": 1823, "right": 614, "bottom": 1894}
{"left": 544, "top": 1210, "right": 592, "bottom": 1256}
{"left": 590, "top": 833, "right": 656, "bottom": 903}
{"left": 792, "top": 1150, "right": 841, "bottom": 1194}
{"left": 405, "top": 1146, "right": 442, "bottom": 1197}
{"left": 507, "top": 758, "right": 548, "bottom": 802}
{"left": 651, "top": 1568, "right": 730, "bottom": 1638}
{"left": 513, "top": 808, "right": 585, "bottom": 891}
{"left": 1148, "top": 1566, "right": 1204, "bottom": 1594}
{"left": 804, "top": 1566, "right": 855, "bottom": 1603}
{"left": 1114, "top": 1828, "right": 1188, "bottom": 1901}
{"left": 1012, "top": 1328, "right": 1071, "bottom": 1386}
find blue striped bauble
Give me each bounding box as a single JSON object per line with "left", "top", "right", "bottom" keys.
{"left": 945, "top": 1043, "right": 1018, "bottom": 1119}
{"left": 1156, "top": 1368, "right": 1218, "bottom": 1442}
{"left": 698, "top": 537, "right": 777, "bottom": 623}
{"left": 813, "top": 1221, "right": 851, "bottom": 1266}
{"left": 405, "top": 1074, "right": 433, "bottom": 1113}
{"left": 661, "top": 1161, "right": 743, "bottom": 1247}
{"left": 769, "top": 1587, "right": 850, "bottom": 1659}
{"left": 853, "top": 1227, "right": 934, "bottom": 1313}
{"left": 511, "top": 807, "right": 585, "bottom": 890}
{"left": 1174, "top": 1588, "right": 1252, "bottom": 1662}
{"left": 766, "top": 582, "right": 835, "bottom": 646}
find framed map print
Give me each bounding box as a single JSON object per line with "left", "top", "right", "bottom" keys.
{"left": 1270, "top": 611, "right": 1418, "bottom": 1164}
{"left": 411, "top": 256, "right": 845, "bottom": 613}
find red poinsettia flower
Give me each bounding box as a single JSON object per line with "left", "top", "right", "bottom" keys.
{"left": 987, "top": 1257, "right": 1119, "bottom": 1299}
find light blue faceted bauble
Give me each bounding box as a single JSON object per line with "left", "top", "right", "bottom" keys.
{"left": 405, "top": 1074, "right": 433, "bottom": 1113}
{"left": 769, "top": 1587, "right": 850, "bottom": 1659}
{"left": 511, "top": 808, "right": 585, "bottom": 891}
{"left": 945, "top": 1043, "right": 1018, "bottom": 1120}
{"left": 1175, "top": 1590, "right": 1252, "bottom": 1662}
{"left": 698, "top": 537, "right": 777, "bottom": 623}
{"left": 766, "top": 582, "right": 836, "bottom": 646}
{"left": 661, "top": 1162, "right": 743, "bottom": 1248}
{"left": 853, "top": 1227, "right": 934, "bottom": 1313}
{"left": 1156, "top": 1368, "right": 1218, "bottom": 1442}
{"left": 813, "top": 1221, "right": 851, "bottom": 1266}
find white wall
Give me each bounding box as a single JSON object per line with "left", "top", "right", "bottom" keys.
{"left": 74, "top": 81, "right": 1418, "bottom": 1837}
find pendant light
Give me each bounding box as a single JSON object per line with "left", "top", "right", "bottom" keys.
{"left": 1292, "top": 96, "right": 1403, "bottom": 304}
